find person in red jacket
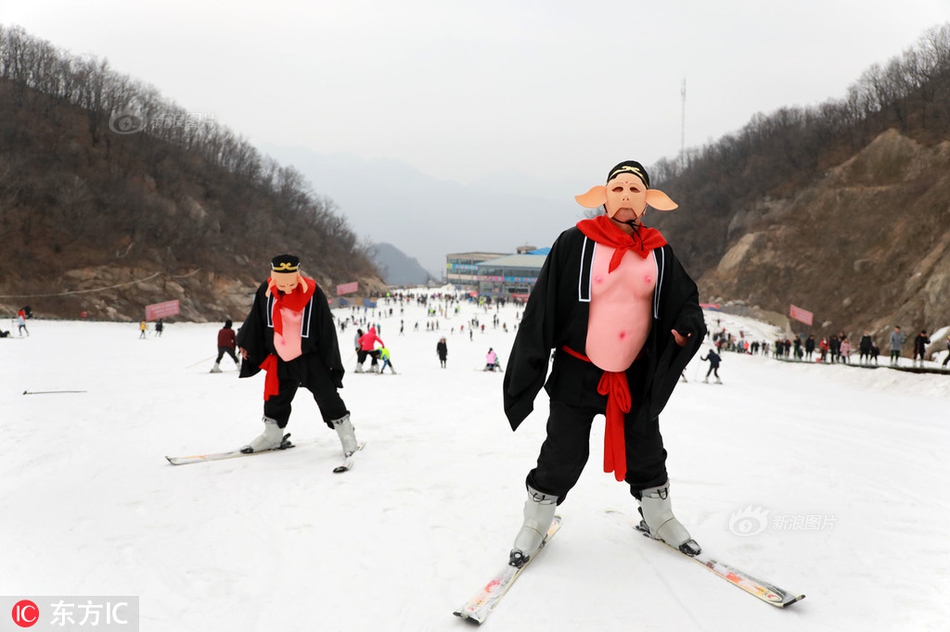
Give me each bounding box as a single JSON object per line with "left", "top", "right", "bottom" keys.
{"left": 356, "top": 326, "right": 385, "bottom": 373}
{"left": 210, "top": 319, "right": 240, "bottom": 373}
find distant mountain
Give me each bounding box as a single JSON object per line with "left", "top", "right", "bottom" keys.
{"left": 257, "top": 145, "right": 586, "bottom": 276}
{"left": 372, "top": 242, "right": 436, "bottom": 286}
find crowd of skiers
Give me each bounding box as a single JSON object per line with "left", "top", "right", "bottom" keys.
{"left": 709, "top": 323, "right": 949, "bottom": 367}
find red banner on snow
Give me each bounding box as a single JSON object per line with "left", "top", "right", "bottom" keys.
{"left": 336, "top": 281, "right": 359, "bottom": 296}
{"left": 145, "top": 299, "right": 180, "bottom": 321}
{"left": 789, "top": 304, "right": 814, "bottom": 326}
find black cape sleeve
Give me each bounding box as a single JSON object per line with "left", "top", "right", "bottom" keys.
{"left": 236, "top": 282, "right": 269, "bottom": 379}
{"left": 503, "top": 230, "right": 569, "bottom": 430}
{"left": 645, "top": 246, "right": 705, "bottom": 419}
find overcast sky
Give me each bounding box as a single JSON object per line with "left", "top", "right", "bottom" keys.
{"left": 3, "top": 1, "right": 949, "bottom": 188}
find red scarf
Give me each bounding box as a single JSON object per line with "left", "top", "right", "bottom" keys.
{"left": 260, "top": 276, "right": 317, "bottom": 400}
{"left": 576, "top": 215, "right": 667, "bottom": 272}
{"left": 269, "top": 276, "right": 316, "bottom": 336}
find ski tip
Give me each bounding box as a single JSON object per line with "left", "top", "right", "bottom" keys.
{"left": 779, "top": 593, "right": 806, "bottom": 607}
{"left": 453, "top": 610, "right": 484, "bottom": 625}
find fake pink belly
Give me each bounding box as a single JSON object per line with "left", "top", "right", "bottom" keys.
{"left": 585, "top": 245, "right": 656, "bottom": 372}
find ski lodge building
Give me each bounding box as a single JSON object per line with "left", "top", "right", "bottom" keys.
{"left": 445, "top": 247, "right": 548, "bottom": 302}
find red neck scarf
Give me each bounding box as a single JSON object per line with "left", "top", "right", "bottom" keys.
{"left": 269, "top": 276, "right": 316, "bottom": 336}
{"left": 259, "top": 276, "right": 317, "bottom": 401}
{"left": 576, "top": 215, "right": 667, "bottom": 272}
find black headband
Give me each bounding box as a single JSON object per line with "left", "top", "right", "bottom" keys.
{"left": 606, "top": 161, "right": 650, "bottom": 188}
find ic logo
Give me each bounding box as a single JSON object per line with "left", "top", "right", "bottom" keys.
{"left": 12, "top": 600, "right": 39, "bottom": 628}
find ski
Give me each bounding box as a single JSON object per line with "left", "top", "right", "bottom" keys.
{"left": 165, "top": 434, "right": 294, "bottom": 465}
{"left": 453, "top": 515, "right": 562, "bottom": 625}
{"left": 607, "top": 509, "right": 804, "bottom": 608}
{"left": 333, "top": 442, "right": 366, "bottom": 473}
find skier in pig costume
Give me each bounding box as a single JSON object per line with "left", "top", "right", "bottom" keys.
{"left": 503, "top": 160, "right": 706, "bottom": 566}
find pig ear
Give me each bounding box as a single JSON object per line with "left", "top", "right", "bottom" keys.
{"left": 575, "top": 185, "right": 607, "bottom": 209}
{"left": 646, "top": 189, "right": 678, "bottom": 211}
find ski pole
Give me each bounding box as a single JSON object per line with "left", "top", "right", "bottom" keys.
{"left": 185, "top": 355, "right": 217, "bottom": 369}
{"left": 23, "top": 390, "right": 87, "bottom": 395}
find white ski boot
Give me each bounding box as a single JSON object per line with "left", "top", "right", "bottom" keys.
{"left": 509, "top": 485, "right": 558, "bottom": 567}
{"left": 210, "top": 362, "right": 222, "bottom": 373}
{"left": 332, "top": 414, "right": 359, "bottom": 456}
{"left": 636, "top": 480, "right": 701, "bottom": 556}
{"left": 241, "top": 416, "right": 284, "bottom": 453}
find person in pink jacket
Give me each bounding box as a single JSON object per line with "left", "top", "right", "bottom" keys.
{"left": 357, "top": 326, "right": 385, "bottom": 373}
{"left": 839, "top": 336, "right": 852, "bottom": 364}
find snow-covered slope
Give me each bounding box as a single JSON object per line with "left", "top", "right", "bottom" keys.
{"left": 1, "top": 303, "right": 947, "bottom": 631}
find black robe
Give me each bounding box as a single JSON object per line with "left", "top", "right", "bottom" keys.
{"left": 237, "top": 281, "right": 345, "bottom": 389}
{"left": 503, "top": 226, "right": 705, "bottom": 430}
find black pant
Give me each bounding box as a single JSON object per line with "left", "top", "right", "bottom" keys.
{"left": 263, "top": 357, "right": 348, "bottom": 429}
{"left": 357, "top": 349, "right": 379, "bottom": 366}
{"left": 216, "top": 346, "right": 239, "bottom": 363}
{"left": 526, "top": 399, "right": 668, "bottom": 504}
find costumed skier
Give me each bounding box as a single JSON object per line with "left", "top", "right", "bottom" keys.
{"left": 503, "top": 161, "right": 706, "bottom": 567}
{"left": 236, "top": 254, "right": 360, "bottom": 458}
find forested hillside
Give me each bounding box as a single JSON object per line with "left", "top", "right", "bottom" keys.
{"left": 0, "top": 25, "right": 384, "bottom": 322}
{"left": 647, "top": 24, "right": 950, "bottom": 339}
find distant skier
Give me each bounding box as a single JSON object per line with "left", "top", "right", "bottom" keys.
{"left": 889, "top": 326, "right": 906, "bottom": 366}
{"left": 379, "top": 346, "right": 396, "bottom": 374}
{"left": 805, "top": 335, "right": 815, "bottom": 361}
{"left": 436, "top": 337, "right": 448, "bottom": 368}
{"left": 236, "top": 254, "right": 360, "bottom": 458}
{"left": 357, "top": 326, "right": 385, "bottom": 373}
{"left": 484, "top": 348, "right": 501, "bottom": 372}
{"left": 859, "top": 332, "right": 873, "bottom": 365}
{"left": 839, "top": 336, "right": 851, "bottom": 364}
{"left": 211, "top": 319, "right": 240, "bottom": 373}
{"left": 701, "top": 349, "right": 722, "bottom": 383}
{"left": 16, "top": 310, "right": 29, "bottom": 337}
{"left": 912, "top": 329, "right": 931, "bottom": 367}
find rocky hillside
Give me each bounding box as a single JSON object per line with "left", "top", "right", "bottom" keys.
{"left": 645, "top": 24, "right": 950, "bottom": 347}
{"left": 698, "top": 129, "right": 950, "bottom": 342}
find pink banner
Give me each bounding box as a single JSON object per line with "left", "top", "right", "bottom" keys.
{"left": 336, "top": 281, "right": 359, "bottom": 296}
{"left": 789, "top": 304, "right": 813, "bottom": 326}
{"left": 145, "top": 299, "right": 180, "bottom": 321}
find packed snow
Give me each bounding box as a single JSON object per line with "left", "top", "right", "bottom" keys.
{"left": 1, "top": 297, "right": 949, "bottom": 632}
